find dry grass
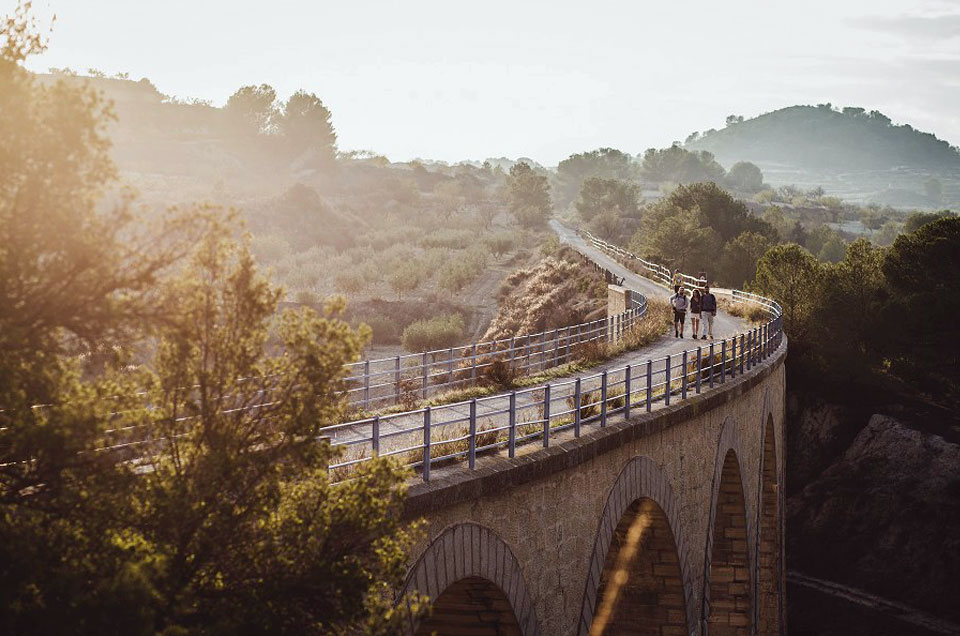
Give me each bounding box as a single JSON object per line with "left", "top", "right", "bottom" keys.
{"left": 719, "top": 297, "right": 769, "bottom": 324}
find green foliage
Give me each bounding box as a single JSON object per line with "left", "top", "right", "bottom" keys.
{"left": 724, "top": 161, "right": 764, "bottom": 192}
{"left": 640, "top": 145, "right": 725, "bottom": 184}
{"left": 388, "top": 261, "right": 422, "bottom": 299}
{"left": 817, "top": 235, "right": 847, "bottom": 263}
{"left": 753, "top": 243, "right": 823, "bottom": 342}
{"left": 401, "top": 313, "right": 465, "bottom": 352}
{"left": 719, "top": 231, "right": 774, "bottom": 288}
{"left": 507, "top": 161, "right": 551, "bottom": 228}
{"left": 0, "top": 9, "right": 420, "bottom": 633}
{"left": 279, "top": 90, "right": 337, "bottom": 165}
{"left": 880, "top": 217, "right": 960, "bottom": 393}
{"left": 575, "top": 177, "right": 639, "bottom": 222}
{"left": 224, "top": 83, "right": 278, "bottom": 135}
{"left": 902, "top": 209, "right": 956, "bottom": 234}
{"left": 555, "top": 147, "right": 636, "bottom": 207}
{"left": 631, "top": 182, "right": 776, "bottom": 275}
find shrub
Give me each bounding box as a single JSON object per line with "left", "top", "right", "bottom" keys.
{"left": 421, "top": 228, "right": 473, "bottom": 249}
{"left": 294, "top": 289, "right": 320, "bottom": 305}
{"left": 401, "top": 313, "right": 465, "bottom": 353}
{"left": 481, "top": 356, "right": 518, "bottom": 390}
{"left": 359, "top": 315, "right": 401, "bottom": 345}
{"left": 484, "top": 232, "right": 515, "bottom": 259}
{"left": 334, "top": 271, "right": 365, "bottom": 294}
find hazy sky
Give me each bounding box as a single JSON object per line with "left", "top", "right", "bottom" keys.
{"left": 17, "top": 0, "right": 960, "bottom": 165}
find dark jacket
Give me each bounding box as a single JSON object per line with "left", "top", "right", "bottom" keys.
{"left": 690, "top": 296, "right": 702, "bottom": 313}
{"left": 701, "top": 292, "right": 717, "bottom": 313}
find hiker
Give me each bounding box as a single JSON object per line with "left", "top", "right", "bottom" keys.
{"left": 670, "top": 285, "right": 689, "bottom": 338}
{"left": 672, "top": 269, "right": 683, "bottom": 293}
{"left": 701, "top": 284, "right": 717, "bottom": 340}
{"left": 690, "top": 289, "right": 702, "bottom": 340}
{"left": 698, "top": 270, "right": 707, "bottom": 290}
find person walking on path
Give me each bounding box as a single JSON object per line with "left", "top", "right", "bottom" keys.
{"left": 672, "top": 269, "right": 683, "bottom": 293}
{"left": 690, "top": 289, "right": 703, "bottom": 340}
{"left": 671, "top": 285, "right": 689, "bottom": 338}
{"left": 701, "top": 285, "right": 717, "bottom": 340}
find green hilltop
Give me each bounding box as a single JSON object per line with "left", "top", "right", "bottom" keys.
{"left": 686, "top": 105, "right": 960, "bottom": 172}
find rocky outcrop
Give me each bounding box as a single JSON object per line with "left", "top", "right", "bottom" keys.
{"left": 787, "top": 412, "right": 960, "bottom": 622}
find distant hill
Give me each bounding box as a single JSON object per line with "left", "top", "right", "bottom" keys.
{"left": 686, "top": 105, "right": 960, "bottom": 172}
{"left": 685, "top": 105, "right": 960, "bottom": 207}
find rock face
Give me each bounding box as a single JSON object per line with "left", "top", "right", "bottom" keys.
{"left": 787, "top": 412, "right": 960, "bottom": 622}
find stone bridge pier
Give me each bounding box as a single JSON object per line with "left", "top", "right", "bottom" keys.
{"left": 397, "top": 342, "right": 787, "bottom": 636}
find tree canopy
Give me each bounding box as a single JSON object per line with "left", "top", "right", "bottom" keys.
{"left": 555, "top": 147, "right": 636, "bottom": 207}
{"left": 639, "top": 145, "right": 725, "bottom": 184}
{"left": 507, "top": 161, "right": 552, "bottom": 228}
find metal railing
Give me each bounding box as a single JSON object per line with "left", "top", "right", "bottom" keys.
{"left": 342, "top": 284, "right": 648, "bottom": 411}
{"left": 327, "top": 235, "right": 784, "bottom": 482}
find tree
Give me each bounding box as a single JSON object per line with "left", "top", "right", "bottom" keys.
{"left": 574, "top": 177, "right": 639, "bottom": 222}
{"left": 719, "top": 231, "right": 774, "bottom": 288}
{"left": 724, "top": 161, "right": 764, "bottom": 192}
{"left": 507, "top": 162, "right": 551, "bottom": 228}
{"left": 224, "top": 83, "right": 278, "bottom": 135}
{"left": 752, "top": 243, "right": 823, "bottom": 342}
{"left": 642, "top": 182, "right": 777, "bottom": 244}
{"left": 880, "top": 217, "right": 960, "bottom": 394}
{"left": 129, "top": 228, "right": 420, "bottom": 634}
{"left": 401, "top": 314, "right": 465, "bottom": 353}
{"left": 279, "top": 90, "right": 337, "bottom": 165}
{"left": 640, "top": 145, "right": 726, "bottom": 184}
{"left": 484, "top": 232, "right": 515, "bottom": 260}
{"left": 817, "top": 235, "right": 847, "bottom": 263}
{"left": 903, "top": 209, "right": 955, "bottom": 234}
{"left": 632, "top": 207, "right": 721, "bottom": 272}
{"left": 815, "top": 238, "right": 885, "bottom": 371}
{"left": 555, "top": 147, "right": 636, "bottom": 207}
{"left": 0, "top": 8, "right": 420, "bottom": 632}
{"left": 388, "top": 261, "right": 422, "bottom": 299}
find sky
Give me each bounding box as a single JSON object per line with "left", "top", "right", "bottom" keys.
{"left": 16, "top": 0, "right": 960, "bottom": 166}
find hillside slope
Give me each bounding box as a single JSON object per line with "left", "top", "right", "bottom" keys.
{"left": 687, "top": 105, "right": 960, "bottom": 171}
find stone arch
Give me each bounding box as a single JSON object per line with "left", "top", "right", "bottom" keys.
{"left": 578, "top": 456, "right": 697, "bottom": 635}
{"left": 701, "top": 416, "right": 754, "bottom": 635}
{"left": 756, "top": 411, "right": 782, "bottom": 635}
{"left": 400, "top": 523, "right": 539, "bottom": 636}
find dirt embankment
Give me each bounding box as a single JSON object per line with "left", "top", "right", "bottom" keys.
{"left": 785, "top": 392, "right": 960, "bottom": 632}
{"left": 480, "top": 247, "right": 607, "bottom": 341}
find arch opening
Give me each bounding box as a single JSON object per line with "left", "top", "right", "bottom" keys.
{"left": 707, "top": 450, "right": 752, "bottom": 636}
{"left": 590, "top": 497, "right": 689, "bottom": 636}
{"left": 758, "top": 415, "right": 781, "bottom": 635}
{"left": 415, "top": 576, "right": 522, "bottom": 636}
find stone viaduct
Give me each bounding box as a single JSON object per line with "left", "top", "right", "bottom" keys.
{"left": 396, "top": 340, "right": 786, "bottom": 636}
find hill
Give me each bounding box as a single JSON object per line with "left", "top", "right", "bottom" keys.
{"left": 686, "top": 105, "right": 960, "bottom": 171}
{"left": 685, "top": 105, "right": 960, "bottom": 207}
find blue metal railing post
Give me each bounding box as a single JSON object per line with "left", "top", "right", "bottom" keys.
{"left": 543, "top": 384, "right": 551, "bottom": 447}
{"left": 372, "top": 415, "right": 380, "bottom": 457}
{"left": 468, "top": 399, "right": 477, "bottom": 469}
{"left": 730, "top": 337, "right": 736, "bottom": 379}
{"left": 423, "top": 407, "right": 431, "bottom": 482}
{"left": 574, "top": 378, "right": 582, "bottom": 437}
{"left": 681, "top": 350, "right": 688, "bottom": 400}
{"left": 600, "top": 371, "right": 608, "bottom": 426}
{"left": 696, "top": 347, "right": 702, "bottom": 394}
{"left": 624, "top": 365, "right": 632, "bottom": 420}
{"left": 709, "top": 343, "right": 715, "bottom": 387}
{"left": 508, "top": 392, "right": 517, "bottom": 457}
{"left": 665, "top": 355, "right": 672, "bottom": 406}
{"left": 646, "top": 359, "right": 652, "bottom": 412}
{"left": 722, "top": 339, "right": 728, "bottom": 383}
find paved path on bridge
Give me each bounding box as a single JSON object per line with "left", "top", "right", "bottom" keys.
{"left": 327, "top": 224, "right": 750, "bottom": 468}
